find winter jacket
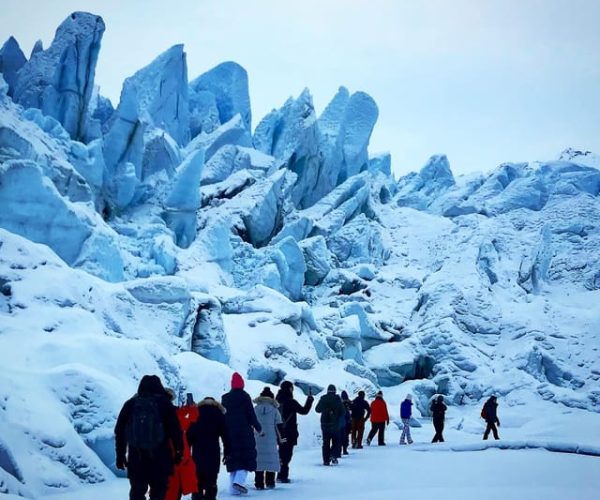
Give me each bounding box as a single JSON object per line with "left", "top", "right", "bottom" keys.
{"left": 370, "top": 397, "right": 390, "bottom": 424}
{"left": 221, "top": 388, "right": 262, "bottom": 472}
{"left": 400, "top": 399, "right": 413, "bottom": 420}
{"left": 115, "top": 393, "right": 183, "bottom": 481}
{"left": 430, "top": 400, "right": 447, "bottom": 422}
{"left": 254, "top": 397, "right": 282, "bottom": 472}
{"left": 166, "top": 405, "right": 199, "bottom": 499}
{"left": 315, "top": 392, "right": 345, "bottom": 433}
{"left": 351, "top": 396, "right": 371, "bottom": 421}
{"left": 187, "top": 398, "right": 228, "bottom": 478}
{"left": 483, "top": 399, "right": 499, "bottom": 424}
{"left": 275, "top": 389, "right": 313, "bottom": 446}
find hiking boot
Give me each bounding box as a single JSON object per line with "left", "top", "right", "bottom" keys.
{"left": 356, "top": 445, "right": 363, "bottom": 449}
{"left": 331, "top": 458, "right": 338, "bottom": 465}
{"left": 366, "top": 438, "right": 372, "bottom": 446}
{"left": 323, "top": 461, "right": 330, "bottom": 466}
{"left": 277, "top": 478, "right": 291, "bottom": 484}
{"left": 399, "top": 441, "right": 407, "bottom": 445}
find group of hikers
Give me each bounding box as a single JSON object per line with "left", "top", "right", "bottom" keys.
{"left": 115, "top": 373, "right": 501, "bottom": 499}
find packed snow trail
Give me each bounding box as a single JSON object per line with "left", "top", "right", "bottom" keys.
{"left": 46, "top": 428, "right": 600, "bottom": 500}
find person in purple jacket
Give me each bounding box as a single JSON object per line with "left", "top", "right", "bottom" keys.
{"left": 399, "top": 394, "right": 414, "bottom": 445}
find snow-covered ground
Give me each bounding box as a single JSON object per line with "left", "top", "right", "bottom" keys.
{"left": 45, "top": 427, "right": 600, "bottom": 500}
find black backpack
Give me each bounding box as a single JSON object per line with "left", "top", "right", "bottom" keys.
{"left": 322, "top": 401, "right": 338, "bottom": 425}
{"left": 125, "top": 396, "right": 165, "bottom": 450}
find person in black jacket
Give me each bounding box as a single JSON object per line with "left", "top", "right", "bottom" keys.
{"left": 275, "top": 381, "right": 313, "bottom": 483}
{"left": 350, "top": 391, "right": 371, "bottom": 449}
{"left": 315, "top": 385, "right": 345, "bottom": 466}
{"left": 482, "top": 395, "right": 500, "bottom": 440}
{"left": 430, "top": 395, "right": 447, "bottom": 443}
{"left": 221, "top": 372, "right": 262, "bottom": 495}
{"left": 339, "top": 391, "right": 352, "bottom": 455}
{"left": 115, "top": 375, "right": 183, "bottom": 500}
{"left": 187, "top": 397, "right": 228, "bottom": 500}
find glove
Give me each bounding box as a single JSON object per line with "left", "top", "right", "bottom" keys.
{"left": 386, "top": 421, "right": 390, "bottom": 426}
{"left": 497, "top": 420, "right": 501, "bottom": 427}
{"left": 116, "top": 455, "right": 127, "bottom": 470}
{"left": 173, "top": 450, "right": 183, "bottom": 465}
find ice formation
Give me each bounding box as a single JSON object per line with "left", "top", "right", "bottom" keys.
{"left": 0, "top": 12, "right": 599, "bottom": 498}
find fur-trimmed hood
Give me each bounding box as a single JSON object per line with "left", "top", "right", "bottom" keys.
{"left": 198, "top": 397, "right": 226, "bottom": 414}
{"left": 253, "top": 396, "right": 279, "bottom": 407}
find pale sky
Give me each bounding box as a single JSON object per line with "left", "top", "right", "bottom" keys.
{"left": 2, "top": 0, "right": 599, "bottom": 176}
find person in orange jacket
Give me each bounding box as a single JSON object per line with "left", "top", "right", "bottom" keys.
{"left": 366, "top": 391, "right": 389, "bottom": 446}
{"left": 166, "top": 393, "right": 200, "bottom": 500}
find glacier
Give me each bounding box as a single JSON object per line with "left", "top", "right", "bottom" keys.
{"left": 0, "top": 11, "right": 599, "bottom": 498}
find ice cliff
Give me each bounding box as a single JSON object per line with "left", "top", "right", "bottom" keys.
{"left": 0, "top": 12, "right": 599, "bottom": 498}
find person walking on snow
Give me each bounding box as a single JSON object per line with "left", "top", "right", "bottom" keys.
{"left": 339, "top": 391, "right": 352, "bottom": 455}
{"left": 399, "top": 394, "right": 414, "bottom": 445}
{"left": 315, "top": 384, "right": 345, "bottom": 465}
{"left": 221, "top": 372, "right": 263, "bottom": 495}
{"left": 366, "top": 391, "right": 389, "bottom": 446}
{"left": 253, "top": 387, "right": 282, "bottom": 490}
{"left": 166, "top": 393, "right": 199, "bottom": 500}
{"left": 187, "top": 397, "right": 229, "bottom": 500}
{"left": 275, "top": 381, "right": 313, "bottom": 483}
{"left": 115, "top": 375, "right": 183, "bottom": 500}
{"left": 430, "top": 395, "right": 447, "bottom": 443}
{"left": 350, "top": 390, "right": 371, "bottom": 448}
{"left": 481, "top": 395, "right": 500, "bottom": 440}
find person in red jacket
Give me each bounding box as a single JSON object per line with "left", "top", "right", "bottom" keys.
{"left": 366, "top": 391, "right": 389, "bottom": 446}
{"left": 166, "top": 393, "right": 200, "bottom": 500}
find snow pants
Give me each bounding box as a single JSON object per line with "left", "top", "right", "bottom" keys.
{"left": 255, "top": 471, "right": 276, "bottom": 488}
{"left": 400, "top": 419, "right": 413, "bottom": 444}
{"left": 278, "top": 441, "right": 294, "bottom": 480}
{"left": 192, "top": 471, "right": 218, "bottom": 500}
{"left": 367, "top": 422, "right": 386, "bottom": 445}
{"left": 228, "top": 470, "right": 248, "bottom": 495}
{"left": 129, "top": 475, "right": 168, "bottom": 500}
{"left": 432, "top": 419, "right": 445, "bottom": 443}
{"left": 483, "top": 421, "right": 499, "bottom": 440}
{"left": 321, "top": 427, "right": 340, "bottom": 464}
{"left": 166, "top": 457, "right": 198, "bottom": 500}
{"left": 351, "top": 418, "right": 365, "bottom": 447}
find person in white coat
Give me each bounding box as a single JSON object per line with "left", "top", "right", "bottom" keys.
{"left": 253, "top": 387, "right": 282, "bottom": 490}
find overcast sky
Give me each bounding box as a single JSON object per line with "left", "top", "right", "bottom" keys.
{"left": 2, "top": 0, "right": 599, "bottom": 176}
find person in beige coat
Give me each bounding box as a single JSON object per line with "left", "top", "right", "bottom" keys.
{"left": 254, "top": 387, "right": 282, "bottom": 489}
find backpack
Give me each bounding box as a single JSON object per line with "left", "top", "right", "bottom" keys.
{"left": 126, "top": 396, "right": 165, "bottom": 450}
{"left": 480, "top": 404, "right": 487, "bottom": 420}
{"left": 324, "top": 407, "right": 337, "bottom": 424}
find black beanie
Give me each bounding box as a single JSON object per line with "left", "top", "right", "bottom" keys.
{"left": 327, "top": 384, "right": 336, "bottom": 393}
{"left": 261, "top": 387, "right": 274, "bottom": 398}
